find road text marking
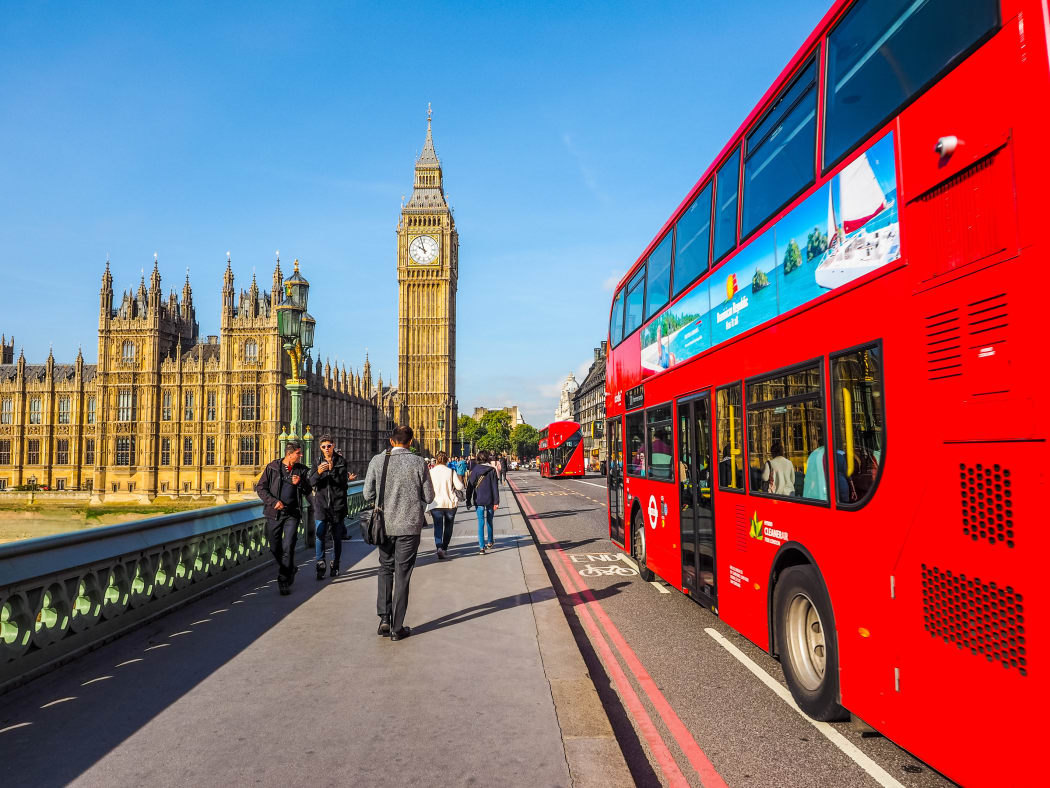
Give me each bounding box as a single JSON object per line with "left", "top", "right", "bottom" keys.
{"left": 704, "top": 628, "right": 905, "bottom": 788}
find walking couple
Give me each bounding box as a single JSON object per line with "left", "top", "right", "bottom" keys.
{"left": 254, "top": 435, "right": 358, "bottom": 594}
{"left": 427, "top": 448, "right": 500, "bottom": 556}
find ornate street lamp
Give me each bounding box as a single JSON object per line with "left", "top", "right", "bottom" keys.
{"left": 277, "top": 259, "right": 315, "bottom": 468}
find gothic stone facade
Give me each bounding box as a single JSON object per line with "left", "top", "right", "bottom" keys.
{"left": 396, "top": 110, "right": 458, "bottom": 456}
{"left": 572, "top": 342, "right": 608, "bottom": 472}
{"left": 0, "top": 259, "right": 396, "bottom": 501}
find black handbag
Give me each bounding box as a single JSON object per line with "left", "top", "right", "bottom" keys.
{"left": 361, "top": 450, "right": 391, "bottom": 546}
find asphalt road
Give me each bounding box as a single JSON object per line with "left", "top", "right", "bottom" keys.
{"left": 507, "top": 471, "right": 958, "bottom": 788}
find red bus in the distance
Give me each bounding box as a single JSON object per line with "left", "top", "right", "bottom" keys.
{"left": 604, "top": 1, "right": 1042, "bottom": 785}
{"left": 538, "top": 422, "right": 585, "bottom": 479}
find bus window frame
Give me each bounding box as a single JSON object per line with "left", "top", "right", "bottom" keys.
{"left": 610, "top": 287, "right": 626, "bottom": 347}
{"left": 624, "top": 410, "right": 647, "bottom": 480}
{"left": 645, "top": 231, "right": 675, "bottom": 322}
{"left": 712, "top": 145, "right": 743, "bottom": 266}
{"left": 740, "top": 53, "right": 819, "bottom": 245}
{"left": 743, "top": 356, "right": 831, "bottom": 509}
{"left": 820, "top": 0, "right": 1002, "bottom": 174}
{"left": 671, "top": 181, "right": 714, "bottom": 299}
{"left": 644, "top": 400, "right": 675, "bottom": 483}
{"left": 715, "top": 381, "right": 746, "bottom": 495}
{"left": 829, "top": 340, "right": 887, "bottom": 512}
{"left": 621, "top": 265, "right": 648, "bottom": 344}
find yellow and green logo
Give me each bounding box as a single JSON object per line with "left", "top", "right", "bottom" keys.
{"left": 749, "top": 511, "right": 763, "bottom": 541}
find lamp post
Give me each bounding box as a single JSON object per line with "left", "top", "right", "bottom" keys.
{"left": 276, "top": 259, "right": 316, "bottom": 468}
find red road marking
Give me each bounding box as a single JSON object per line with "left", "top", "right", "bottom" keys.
{"left": 511, "top": 479, "right": 729, "bottom": 788}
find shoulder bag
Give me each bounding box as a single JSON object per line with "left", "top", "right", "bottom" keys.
{"left": 362, "top": 451, "right": 391, "bottom": 546}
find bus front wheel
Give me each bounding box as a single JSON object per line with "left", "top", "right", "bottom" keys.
{"left": 632, "top": 509, "right": 655, "bottom": 581}
{"left": 773, "top": 564, "right": 847, "bottom": 721}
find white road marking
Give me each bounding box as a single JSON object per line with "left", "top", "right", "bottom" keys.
{"left": 169, "top": 630, "right": 192, "bottom": 637}
{"left": 115, "top": 659, "right": 143, "bottom": 667}
{"left": 210, "top": 609, "right": 229, "bottom": 614}
{"left": 650, "top": 581, "right": 671, "bottom": 594}
{"left": 144, "top": 644, "right": 169, "bottom": 651}
{"left": 81, "top": 676, "right": 113, "bottom": 686}
{"left": 0, "top": 722, "right": 32, "bottom": 734}
{"left": 575, "top": 480, "right": 608, "bottom": 489}
{"left": 40, "top": 697, "right": 76, "bottom": 708}
{"left": 191, "top": 619, "right": 211, "bottom": 625}
{"left": 618, "top": 554, "right": 638, "bottom": 571}
{"left": 704, "top": 628, "right": 906, "bottom": 788}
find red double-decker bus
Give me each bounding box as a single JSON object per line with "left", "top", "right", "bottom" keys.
{"left": 538, "top": 422, "right": 585, "bottom": 479}
{"left": 604, "top": 1, "right": 1041, "bottom": 784}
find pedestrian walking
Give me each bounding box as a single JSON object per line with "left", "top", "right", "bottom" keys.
{"left": 428, "top": 451, "right": 464, "bottom": 559}
{"left": 308, "top": 434, "right": 357, "bottom": 580}
{"left": 255, "top": 442, "right": 313, "bottom": 595}
{"left": 498, "top": 455, "right": 509, "bottom": 486}
{"left": 466, "top": 450, "right": 499, "bottom": 554}
{"left": 455, "top": 455, "right": 468, "bottom": 484}
{"left": 363, "top": 425, "right": 435, "bottom": 641}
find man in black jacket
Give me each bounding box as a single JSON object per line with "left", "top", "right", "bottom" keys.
{"left": 309, "top": 434, "right": 357, "bottom": 579}
{"left": 255, "top": 442, "right": 313, "bottom": 595}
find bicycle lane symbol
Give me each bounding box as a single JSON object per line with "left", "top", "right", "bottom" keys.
{"left": 569, "top": 553, "right": 639, "bottom": 578}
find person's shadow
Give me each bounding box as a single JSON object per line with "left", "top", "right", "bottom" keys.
{"left": 411, "top": 582, "right": 630, "bottom": 635}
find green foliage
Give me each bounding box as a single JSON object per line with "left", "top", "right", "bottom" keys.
{"left": 783, "top": 238, "right": 802, "bottom": 274}
{"left": 510, "top": 423, "right": 540, "bottom": 460}
{"left": 477, "top": 410, "right": 512, "bottom": 454}
{"left": 751, "top": 267, "right": 770, "bottom": 292}
{"left": 641, "top": 309, "right": 704, "bottom": 346}
{"left": 457, "top": 415, "right": 482, "bottom": 448}
{"left": 805, "top": 227, "right": 828, "bottom": 261}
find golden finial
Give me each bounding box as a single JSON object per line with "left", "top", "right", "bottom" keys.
{"left": 293, "top": 257, "right": 300, "bottom": 273}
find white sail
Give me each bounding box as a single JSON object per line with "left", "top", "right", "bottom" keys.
{"left": 839, "top": 152, "right": 886, "bottom": 233}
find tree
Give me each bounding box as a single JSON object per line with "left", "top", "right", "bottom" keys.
{"left": 510, "top": 423, "right": 540, "bottom": 460}
{"left": 805, "top": 227, "right": 828, "bottom": 261}
{"left": 477, "top": 410, "right": 512, "bottom": 454}
{"left": 457, "top": 415, "right": 483, "bottom": 453}
{"left": 783, "top": 238, "right": 802, "bottom": 274}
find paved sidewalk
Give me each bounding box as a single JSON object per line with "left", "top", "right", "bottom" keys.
{"left": 0, "top": 494, "right": 595, "bottom": 787}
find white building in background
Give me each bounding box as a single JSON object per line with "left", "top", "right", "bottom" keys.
{"left": 553, "top": 372, "right": 579, "bottom": 423}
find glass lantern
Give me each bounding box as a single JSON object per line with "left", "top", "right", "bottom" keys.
{"left": 276, "top": 302, "right": 303, "bottom": 342}
{"left": 284, "top": 260, "right": 310, "bottom": 310}
{"left": 300, "top": 312, "right": 316, "bottom": 350}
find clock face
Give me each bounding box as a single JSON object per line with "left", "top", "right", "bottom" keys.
{"left": 409, "top": 235, "right": 440, "bottom": 264}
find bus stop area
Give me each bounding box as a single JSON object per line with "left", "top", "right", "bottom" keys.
{"left": 0, "top": 497, "right": 631, "bottom": 788}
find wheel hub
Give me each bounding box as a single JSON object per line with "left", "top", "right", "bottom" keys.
{"left": 786, "top": 592, "right": 826, "bottom": 691}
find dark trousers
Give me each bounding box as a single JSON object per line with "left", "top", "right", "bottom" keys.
{"left": 268, "top": 512, "right": 300, "bottom": 581}
{"left": 431, "top": 508, "right": 456, "bottom": 550}
{"left": 376, "top": 533, "right": 421, "bottom": 632}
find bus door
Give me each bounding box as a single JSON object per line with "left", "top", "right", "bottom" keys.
{"left": 677, "top": 394, "right": 716, "bottom": 607}
{"left": 607, "top": 417, "right": 625, "bottom": 546}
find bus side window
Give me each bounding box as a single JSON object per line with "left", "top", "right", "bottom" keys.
{"left": 625, "top": 412, "right": 646, "bottom": 478}
{"left": 746, "top": 364, "right": 827, "bottom": 501}
{"left": 646, "top": 404, "right": 673, "bottom": 481}
{"left": 831, "top": 344, "right": 884, "bottom": 507}
{"left": 716, "top": 383, "right": 744, "bottom": 490}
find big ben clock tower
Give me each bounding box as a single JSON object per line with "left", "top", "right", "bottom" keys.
{"left": 396, "top": 106, "right": 458, "bottom": 455}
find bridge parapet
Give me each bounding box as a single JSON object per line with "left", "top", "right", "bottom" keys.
{"left": 0, "top": 480, "right": 369, "bottom": 693}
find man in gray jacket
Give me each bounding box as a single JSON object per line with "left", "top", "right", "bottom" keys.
{"left": 363, "top": 424, "right": 435, "bottom": 641}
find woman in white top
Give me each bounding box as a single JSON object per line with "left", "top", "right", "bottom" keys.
{"left": 761, "top": 441, "right": 796, "bottom": 496}
{"left": 428, "top": 451, "right": 465, "bottom": 559}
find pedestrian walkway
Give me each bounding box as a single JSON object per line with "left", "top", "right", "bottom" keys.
{"left": 0, "top": 487, "right": 627, "bottom": 787}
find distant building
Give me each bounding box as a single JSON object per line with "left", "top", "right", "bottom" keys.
{"left": 572, "top": 342, "right": 607, "bottom": 472}
{"left": 0, "top": 258, "right": 396, "bottom": 501}
{"left": 553, "top": 372, "right": 579, "bottom": 423}
{"left": 472, "top": 405, "right": 525, "bottom": 428}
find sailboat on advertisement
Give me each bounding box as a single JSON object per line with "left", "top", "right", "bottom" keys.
{"left": 815, "top": 150, "right": 900, "bottom": 290}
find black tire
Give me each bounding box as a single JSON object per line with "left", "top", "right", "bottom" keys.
{"left": 632, "top": 508, "right": 655, "bottom": 581}
{"left": 773, "top": 564, "right": 847, "bottom": 721}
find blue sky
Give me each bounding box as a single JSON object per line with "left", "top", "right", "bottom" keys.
{"left": 0, "top": 0, "right": 832, "bottom": 424}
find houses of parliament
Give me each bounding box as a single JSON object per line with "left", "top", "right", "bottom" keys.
{"left": 0, "top": 112, "right": 458, "bottom": 501}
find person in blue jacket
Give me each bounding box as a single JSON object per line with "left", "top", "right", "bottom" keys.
{"left": 466, "top": 450, "right": 500, "bottom": 554}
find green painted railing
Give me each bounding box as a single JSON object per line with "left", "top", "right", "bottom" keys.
{"left": 0, "top": 480, "right": 372, "bottom": 693}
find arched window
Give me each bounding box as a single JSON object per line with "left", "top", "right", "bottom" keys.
{"left": 245, "top": 340, "right": 258, "bottom": 363}
{"left": 122, "top": 341, "right": 136, "bottom": 363}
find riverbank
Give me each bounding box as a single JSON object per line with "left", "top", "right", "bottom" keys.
{"left": 0, "top": 501, "right": 219, "bottom": 545}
